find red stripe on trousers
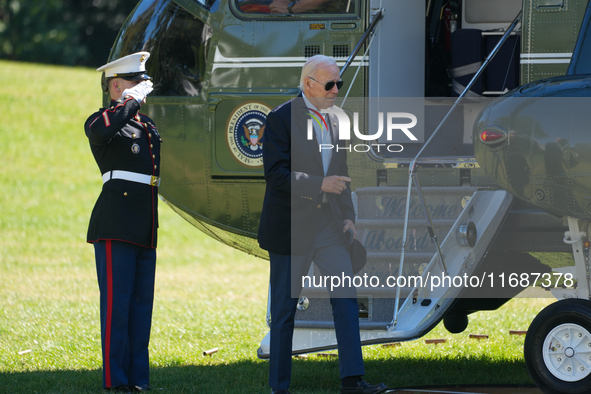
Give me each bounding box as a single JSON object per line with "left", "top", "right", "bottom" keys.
{"left": 105, "top": 240, "right": 113, "bottom": 388}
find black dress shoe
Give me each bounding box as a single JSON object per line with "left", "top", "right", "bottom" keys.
{"left": 107, "top": 386, "right": 132, "bottom": 393}
{"left": 340, "top": 380, "right": 388, "bottom": 394}
{"left": 271, "top": 389, "right": 291, "bottom": 394}
{"left": 133, "top": 384, "right": 152, "bottom": 392}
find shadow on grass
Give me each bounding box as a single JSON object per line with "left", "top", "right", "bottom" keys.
{"left": 0, "top": 356, "right": 534, "bottom": 394}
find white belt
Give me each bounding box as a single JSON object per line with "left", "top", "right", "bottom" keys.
{"left": 102, "top": 170, "right": 160, "bottom": 187}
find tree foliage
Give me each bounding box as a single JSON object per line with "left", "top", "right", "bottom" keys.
{"left": 0, "top": 0, "right": 138, "bottom": 67}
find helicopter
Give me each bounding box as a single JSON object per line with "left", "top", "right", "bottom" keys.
{"left": 106, "top": 0, "right": 591, "bottom": 392}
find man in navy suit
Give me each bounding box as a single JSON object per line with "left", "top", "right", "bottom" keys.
{"left": 85, "top": 52, "right": 160, "bottom": 393}
{"left": 258, "top": 55, "right": 387, "bottom": 394}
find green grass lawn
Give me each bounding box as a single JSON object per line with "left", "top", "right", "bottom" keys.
{"left": 0, "top": 60, "right": 556, "bottom": 393}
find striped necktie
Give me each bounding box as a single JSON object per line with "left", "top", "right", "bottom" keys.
{"left": 320, "top": 114, "right": 332, "bottom": 203}
{"left": 320, "top": 114, "right": 332, "bottom": 175}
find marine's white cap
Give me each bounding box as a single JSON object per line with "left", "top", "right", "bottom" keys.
{"left": 97, "top": 51, "right": 152, "bottom": 81}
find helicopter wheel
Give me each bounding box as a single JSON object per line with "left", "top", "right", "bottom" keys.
{"left": 525, "top": 299, "right": 591, "bottom": 394}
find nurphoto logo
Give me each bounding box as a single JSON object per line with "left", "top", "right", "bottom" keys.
{"left": 306, "top": 106, "right": 419, "bottom": 153}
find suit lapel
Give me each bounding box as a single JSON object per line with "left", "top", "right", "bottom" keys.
{"left": 293, "top": 96, "right": 323, "bottom": 169}
{"left": 325, "top": 112, "right": 341, "bottom": 176}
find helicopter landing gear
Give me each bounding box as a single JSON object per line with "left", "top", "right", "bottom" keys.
{"left": 525, "top": 299, "right": 591, "bottom": 394}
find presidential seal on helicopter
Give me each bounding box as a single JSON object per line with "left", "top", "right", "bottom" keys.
{"left": 226, "top": 101, "right": 270, "bottom": 167}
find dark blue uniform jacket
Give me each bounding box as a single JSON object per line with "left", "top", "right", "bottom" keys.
{"left": 85, "top": 97, "right": 162, "bottom": 248}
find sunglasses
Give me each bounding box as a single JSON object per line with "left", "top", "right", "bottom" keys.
{"left": 308, "top": 76, "right": 344, "bottom": 91}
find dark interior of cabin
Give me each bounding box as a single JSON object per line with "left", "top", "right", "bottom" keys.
{"left": 425, "top": 0, "right": 522, "bottom": 98}
{"left": 393, "top": 0, "right": 523, "bottom": 160}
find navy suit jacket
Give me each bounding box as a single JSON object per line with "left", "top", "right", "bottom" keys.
{"left": 258, "top": 94, "right": 355, "bottom": 255}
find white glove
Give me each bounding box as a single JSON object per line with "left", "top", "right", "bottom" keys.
{"left": 122, "top": 80, "right": 154, "bottom": 104}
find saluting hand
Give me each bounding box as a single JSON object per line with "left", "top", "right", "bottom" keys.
{"left": 321, "top": 175, "right": 351, "bottom": 194}
{"left": 123, "top": 80, "right": 154, "bottom": 105}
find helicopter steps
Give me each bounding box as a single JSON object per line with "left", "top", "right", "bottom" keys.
{"left": 257, "top": 187, "right": 513, "bottom": 357}
{"left": 293, "top": 186, "right": 478, "bottom": 330}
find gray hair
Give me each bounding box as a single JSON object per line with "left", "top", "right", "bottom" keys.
{"left": 299, "top": 55, "right": 338, "bottom": 90}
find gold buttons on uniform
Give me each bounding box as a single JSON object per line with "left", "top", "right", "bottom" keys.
{"left": 154, "top": 165, "right": 157, "bottom": 169}
{"left": 132, "top": 133, "right": 136, "bottom": 138}
{"left": 150, "top": 144, "right": 153, "bottom": 149}
{"left": 317, "top": 204, "right": 322, "bottom": 209}
{"left": 152, "top": 155, "right": 156, "bottom": 159}
{"left": 124, "top": 192, "right": 128, "bottom": 196}
{"left": 149, "top": 133, "right": 152, "bottom": 138}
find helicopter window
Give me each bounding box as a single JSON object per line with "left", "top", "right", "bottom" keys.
{"left": 236, "top": 0, "right": 356, "bottom": 15}
{"left": 110, "top": 0, "right": 213, "bottom": 97}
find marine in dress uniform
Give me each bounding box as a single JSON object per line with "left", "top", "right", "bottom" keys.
{"left": 85, "top": 52, "right": 161, "bottom": 393}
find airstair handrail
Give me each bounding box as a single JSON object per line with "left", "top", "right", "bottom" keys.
{"left": 411, "top": 10, "right": 522, "bottom": 169}
{"left": 392, "top": 10, "right": 523, "bottom": 328}
{"left": 340, "top": 8, "right": 384, "bottom": 77}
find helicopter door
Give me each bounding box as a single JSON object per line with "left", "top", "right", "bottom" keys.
{"left": 366, "top": 0, "right": 425, "bottom": 153}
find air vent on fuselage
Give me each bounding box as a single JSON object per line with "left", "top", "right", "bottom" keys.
{"left": 304, "top": 45, "right": 321, "bottom": 57}
{"left": 333, "top": 44, "right": 350, "bottom": 59}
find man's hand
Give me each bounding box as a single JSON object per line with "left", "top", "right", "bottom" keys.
{"left": 270, "top": 0, "right": 331, "bottom": 13}
{"left": 122, "top": 80, "right": 154, "bottom": 105}
{"left": 269, "top": 0, "right": 290, "bottom": 13}
{"left": 321, "top": 175, "right": 351, "bottom": 194}
{"left": 343, "top": 219, "right": 356, "bottom": 239}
